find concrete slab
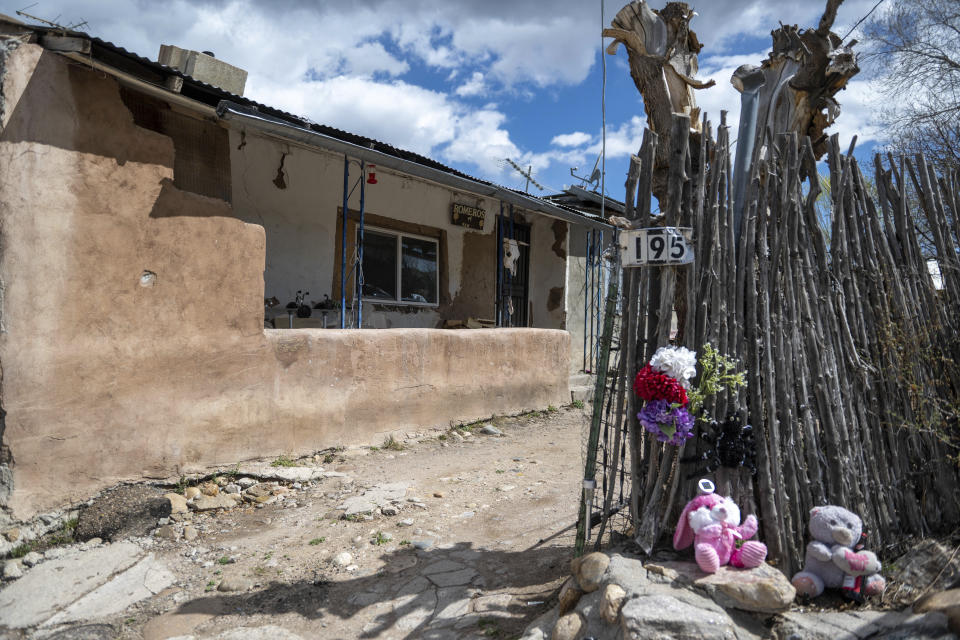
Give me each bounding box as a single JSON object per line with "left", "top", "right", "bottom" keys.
{"left": 0, "top": 542, "right": 142, "bottom": 628}
{"left": 45, "top": 553, "right": 175, "bottom": 626}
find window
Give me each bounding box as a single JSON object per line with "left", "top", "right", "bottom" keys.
{"left": 360, "top": 227, "right": 439, "bottom": 305}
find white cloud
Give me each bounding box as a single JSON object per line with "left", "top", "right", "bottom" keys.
{"left": 551, "top": 131, "right": 593, "bottom": 147}
{"left": 455, "top": 72, "right": 487, "bottom": 97}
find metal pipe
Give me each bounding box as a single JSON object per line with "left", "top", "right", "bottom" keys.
{"left": 731, "top": 65, "right": 766, "bottom": 243}
{"left": 586, "top": 230, "right": 593, "bottom": 372}
{"left": 506, "top": 204, "right": 515, "bottom": 326}
{"left": 340, "top": 155, "right": 349, "bottom": 329}
{"left": 496, "top": 203, "right": 504, "bottom": 327}
{"left": 357, "top": 160, "right": 366, "bottom": 329}
{"left": 216, "top": 102, "right": 613, "bottom": 232}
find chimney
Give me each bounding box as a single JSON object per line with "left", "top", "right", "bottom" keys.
{"left": 158, "top": 44, "right": 247, "bottom": 96}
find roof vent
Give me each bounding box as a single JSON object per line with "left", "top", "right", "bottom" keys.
{"left": 158, "top": 44, "right": 246, "bottom": 95}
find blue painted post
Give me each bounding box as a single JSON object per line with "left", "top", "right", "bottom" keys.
{"left": 496, "top": 202, "right": 504, "bottom": 327}
{"left": 506, "top": 204, "right": 515, "bottom": 326}
{"left": 357, "top": 160, "right": 365, "bottom": 328}
{"left": 732, "top": 66, "right": 766, "bottom": 243}
{"left": 340, "top": 155, "right": 348, "bottom": 329}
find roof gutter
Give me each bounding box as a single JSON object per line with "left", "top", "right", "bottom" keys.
{"left": 216, "top": 101, "right": 612, "bottom": 231}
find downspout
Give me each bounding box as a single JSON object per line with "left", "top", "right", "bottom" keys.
{"left": 497, "top": 202, "right": 504, "bottom": 327}
{"left": 357, "top": 160, "right": 365, "bottom": 329}
{"left": 507, "top": 204, "right": 515, "bottom": 326}
{"left": 731, "top": 65, "right": 766, "bottom": 243}
{"left": 585, "top": 230, "right": 593, "bottom": 372}
{"left": 341, "top": 155, "right": 349, "bottom": 329}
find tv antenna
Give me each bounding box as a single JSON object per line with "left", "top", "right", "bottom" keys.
{"left": 16, "top": 4, "right": 88, "bottom": 32}
{"left": 570, "top": 153, "right": 601, "bottom": 191}
{"left": 504, "top": 158, "right": 544, "bottom": 194}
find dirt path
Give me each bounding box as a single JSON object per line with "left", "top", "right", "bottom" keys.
{"left": 121, "top": 406, "right": 589, "bottom": 639}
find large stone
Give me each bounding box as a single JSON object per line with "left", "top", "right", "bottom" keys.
{"left": 575, "top": 552, "right": 610, "bottom": 593}
{"left": 0, "top": 542, "right": 146, "bottom": 628}
{"left": 644, "top": 561, "right": 793, "bottom": 613}
{"left": 236, "top": 464, "right": 325, "bottom": 483}
{"left": 551, "top": 612, "right": 583, "bottom": 640}
{"left": 694, "top": 563, "right": 794, "bottom": 613}
{"left": 773, "top": 609, "right": 953, "bottom": 640}
{"left": 76, "top": 485, "right": 171, "bottom": 541}
{"left": 916, "top": 588, "right": 960, "bottom": 614}
{"left": 190, "top": 494, "right": 237, "bottom": 511}
{"left": 44, "top": 553, "right": 175, "bottom": 626}
{"left": 557, "top": 576, "right": 583, "bottom": 615}
{"left": 619, "top": 591, "right": 743, "bottom": 640}
{"left": 338, "top": 482, "right": 409, "bottom": 516}
{"left": 165, "top": 493, "right": 189, "bottom": 513}
{"left": 3, "top": 560, "right": 23, "bottom": 580}
{"left": 888, "top": 540, "right": 960, "bottom": 606}
{"left": 601, "top": 583, "right": 626, "bottom": 624}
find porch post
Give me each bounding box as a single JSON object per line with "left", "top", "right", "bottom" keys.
{"left": 340, "top": 155, "right": 349, "bottom": 328}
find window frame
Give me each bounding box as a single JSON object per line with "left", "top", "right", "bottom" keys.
{"left": 359, "top": 225, "right": 440, "bottom": 307}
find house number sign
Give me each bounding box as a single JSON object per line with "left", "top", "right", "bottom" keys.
{"left": 619, "top": 227, "right": 694, "bottom": 267}
{"left": 451, "top": 203, "right": 486, "bottom": 230}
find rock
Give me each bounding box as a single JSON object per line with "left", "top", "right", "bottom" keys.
{"left": 339, "top": 483, "right": 409, "bottom": 516}
{"left": 889, "top": 539, "right": 960, "bottom": 606}
{"left": 237, "top": 477, "right": 257, "bottom": 489}
{"left": 3, "top": 528, "right": 20, "bottom": 542}
{"left": 619, "top": 590, "right": 744, "bottom": 639}
{"left": 82, "top": 537, "right": 103, "bottom": 549}
{"left": 649, "top": 560, "right": 794, "bottom": 613}
{"left": 398, "top": 518, "right": 415, "bottom": 527}
{"left": 200, "top": 482, "right": 219, "bottom": 496}
{"left": 916, "top": 588, "right": 960, "bottom": 613}
{"left": 238, "top": 465, "right": 325, "bottom": 483}
{"left": 4, "top": 560, "right": 23, "bottom": 580}
{"left": 218, "top": 575, "right": 253, "bottom": 592}
{"left": 212, "top": 626, "right": 306, "bottom": 640}
{"left": 774, "top": 609, "right": 953, "bottom": 640}
{"left": 557, "top": 577, "right": 582, "bottom": 615}
{"left": 0, "top": 543, "right": 173, "bottom": 629}
{"left": 387, "top": 554, "right": 419, "bottom": 574}
{"left": 224, "top": 483, "right": 241, "bottom": 494}
{"left": 497, "top": 485, "right": 516, "bottom": 492}
{"left": 244, "top": 484, "right": 273, "bottom": 503}
{"left": 333, "top": 552, "right": 352, "bottom": 567}
{"left": 551, "top": 612, "right": 583, "bottom": 640}
{"left": 76, "top": 485, "right": 172, "bottom": 542}
{"left": 190, "top": 494, "right": 237, "bottom": 512}
{"left": 601, "top": 583, "right": 626, "bottom": 624}
{"left": 165, "top": 493, "right": 189, "bottom": 514}
{"left": 574, "top": 552, "right": 610, "bottom": 593}
{"left": 433, "top": 491, "right": 445, "bottom": 498}
{"left": 382, "top": 505, "right": 400, "bottom": 516}
{"left": 183, "top": 526, "right": 199, "bottom": 541}
{"left": 412, "top": 538, "right": 434, "bottom": 551}
{"left": 184, "top": 487, "right": 201, "bottom": 499}
{"left": 21, "top": 552, "right": 42, "bottom": 567}
{"left": 156, "top": 525, "right": 179, "bottom": 540}
{"left": 480, "top": 424, "right": 503, "bottom": 436}
{"left": 345, "top": 564, "right": 358, "bottom": 572}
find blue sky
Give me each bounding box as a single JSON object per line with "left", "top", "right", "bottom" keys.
{"left": 3, "top": 0, "right": 886, "bottom": 200}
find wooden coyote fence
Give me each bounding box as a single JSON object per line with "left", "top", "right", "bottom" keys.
{"left": 606, "top": 112, "right": 960, "bottom": 574}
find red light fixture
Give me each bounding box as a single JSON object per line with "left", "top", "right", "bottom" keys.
{"left": 366, "top": 164, "right": 378, "bottom": 185}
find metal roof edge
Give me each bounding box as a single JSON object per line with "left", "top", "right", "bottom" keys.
{"left": 217, "top": 102, "right": 612, "bottom": 231}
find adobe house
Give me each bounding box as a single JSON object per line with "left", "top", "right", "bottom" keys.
{"left": 0, "top": 17, "right": 612, "bottom": 526}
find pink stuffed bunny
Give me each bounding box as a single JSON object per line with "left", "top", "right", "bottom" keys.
{"left": 673, "top": 479, "right": 768, "bottom": 573}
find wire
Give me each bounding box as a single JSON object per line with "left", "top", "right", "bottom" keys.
{"left": 841, "top": 0, "right": 885, "bottom": 42}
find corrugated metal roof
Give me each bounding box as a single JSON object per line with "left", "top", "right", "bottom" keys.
{"left": 16, "top": 18, "right": 607, "bottom": 226}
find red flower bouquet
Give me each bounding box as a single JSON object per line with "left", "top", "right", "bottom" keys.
{"left": 633, "top": 364, "right": 689, "bottom": 407}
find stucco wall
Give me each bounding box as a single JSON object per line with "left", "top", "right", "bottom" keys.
{"left": 0, "top": 45, "right": 570, "bottom": 521}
